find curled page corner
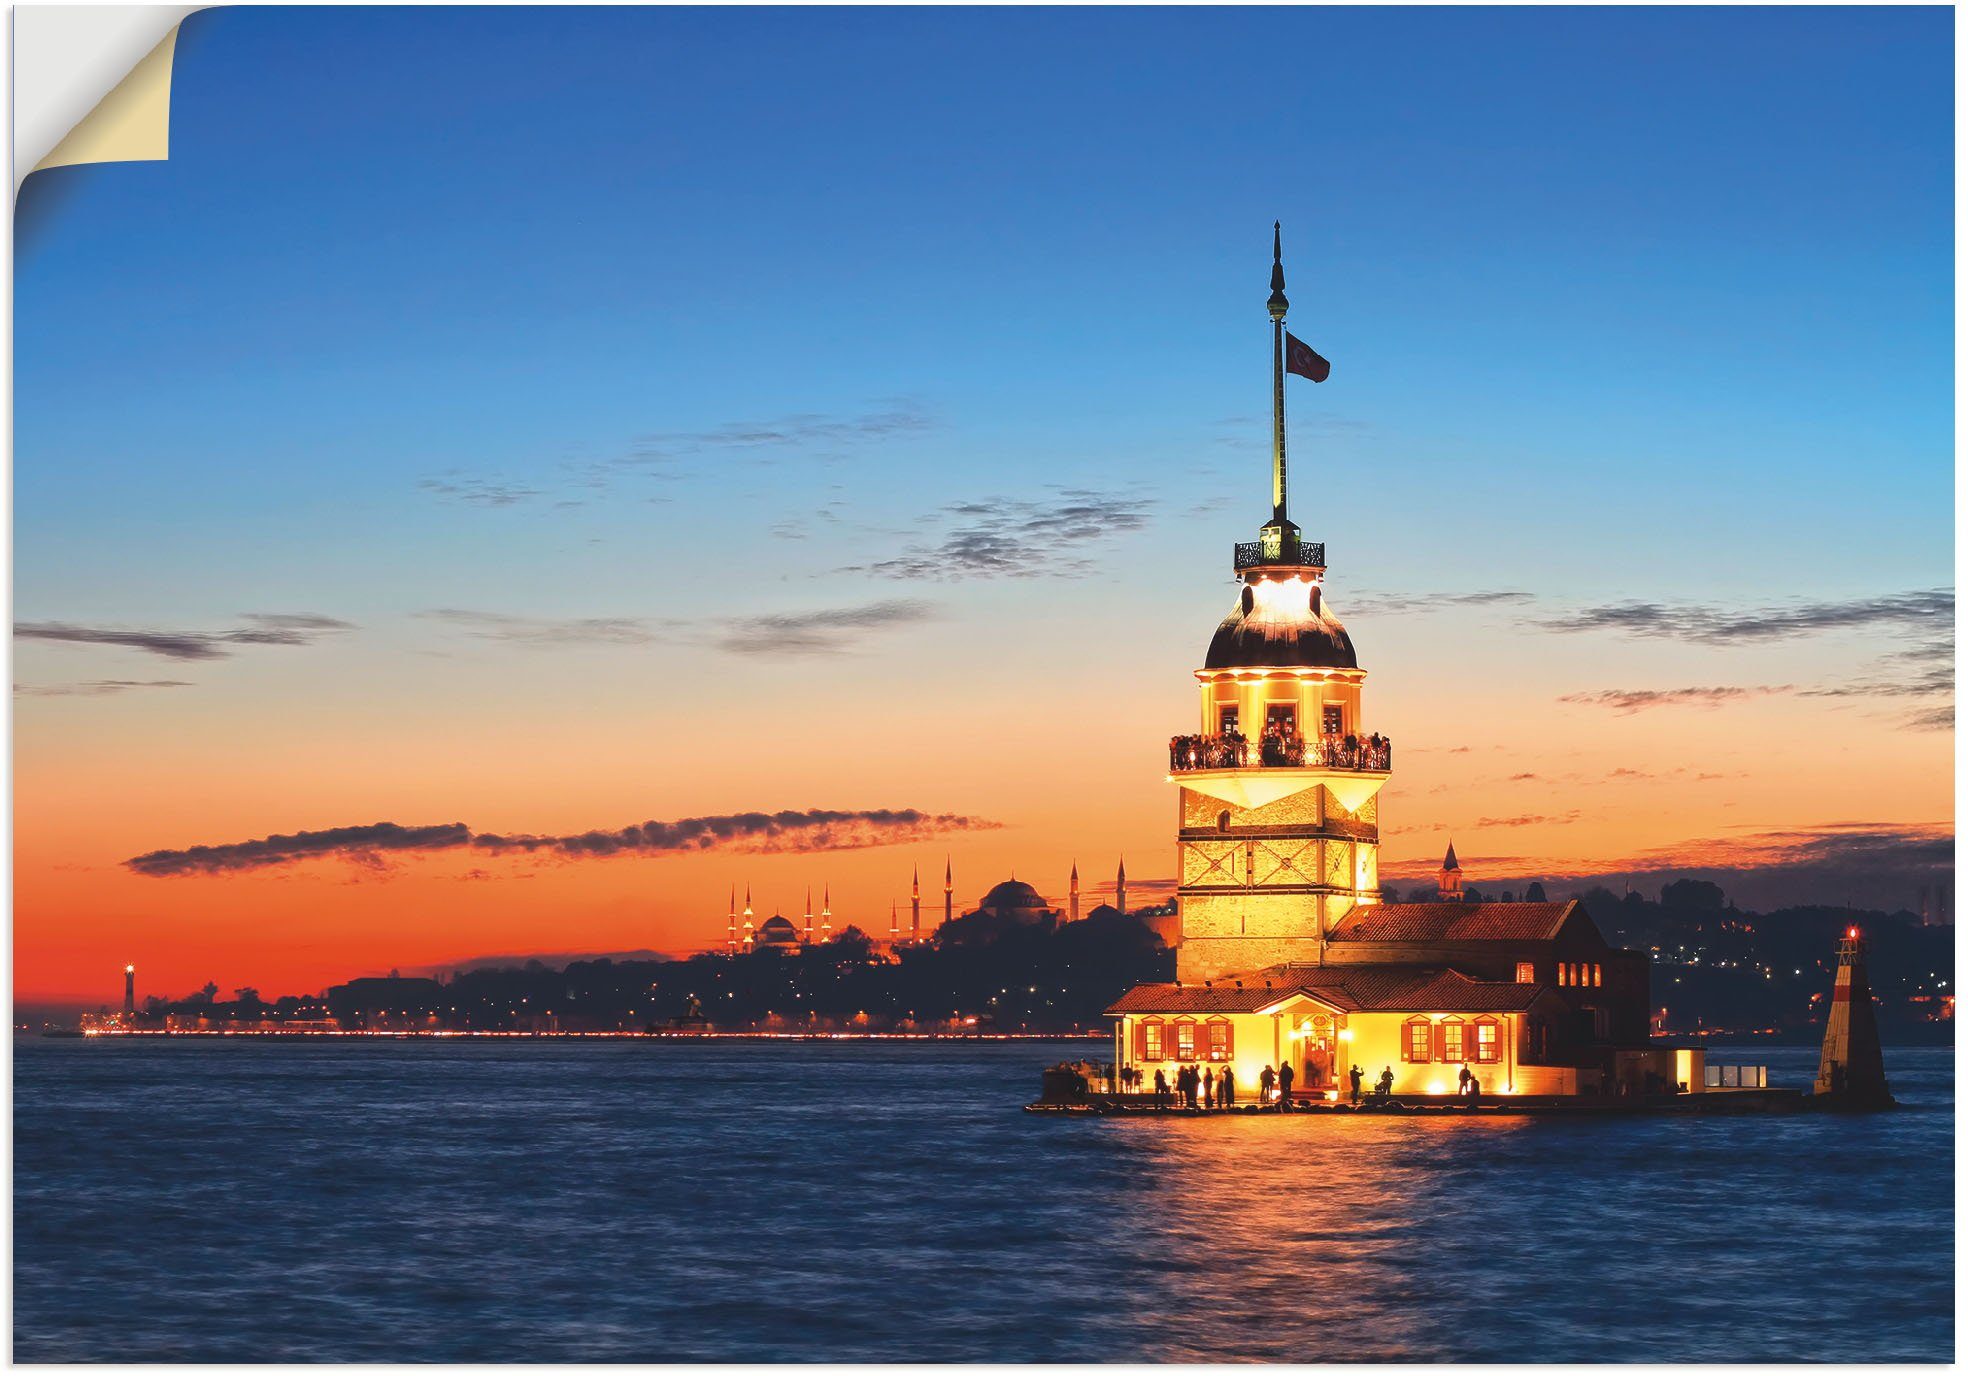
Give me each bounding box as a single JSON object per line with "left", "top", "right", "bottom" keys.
{"left": 15, "top": 5, "right": 205, "bottom": 192}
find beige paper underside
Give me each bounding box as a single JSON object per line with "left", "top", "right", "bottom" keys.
{"left": 35, "top": 24, "right": 182, "bottom": 175}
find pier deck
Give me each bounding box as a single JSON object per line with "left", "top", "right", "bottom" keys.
{"left": 1026, "top": 1089, "right": 1809, "bottom": 1116}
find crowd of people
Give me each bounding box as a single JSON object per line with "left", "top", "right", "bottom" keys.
{"left": 1167, "top": 728, "right": 1392, "bottom": 772}
{"left": 1116, "top": 1059, "right": 1490, "bottom": 1109}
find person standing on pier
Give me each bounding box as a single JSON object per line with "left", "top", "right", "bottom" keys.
{"left": 1260, "top": 1064, "right": 1276, "bottom": 1102}
{"left": 1457, "top": 1063, "right": 1473, "bottom": 1097}
{"left": 1221, "top": 1067, "right": 1236, "bottom": 1107}
{"left": 1278, "top": 1061, "right": 1295, "bottom": 1105}
{"left": 1349, "top": 1064, "right": 1364, "bottom": 1105}
{"left": 1203, "top": 1067, "right": 1215, "bottom": 1107}
{"left": 1154, "top": 1068, "right": 1169, "bottom": 1107}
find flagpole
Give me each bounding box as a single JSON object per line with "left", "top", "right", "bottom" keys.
{"left": 1268, "top": 222, "right": 1290, "bottom": 525}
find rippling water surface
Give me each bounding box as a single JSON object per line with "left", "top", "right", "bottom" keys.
{"left": 13, "top": 1038, "right": 1952, "bottom": 1362}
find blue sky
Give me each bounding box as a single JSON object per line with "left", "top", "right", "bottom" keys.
{"left": 18, "top": 5, "right": 1952, "bottom": 620}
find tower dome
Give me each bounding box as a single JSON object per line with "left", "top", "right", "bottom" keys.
{"left": 1204, "top": 580, "right": 1358, "bottom": 670}
{"left": 755, "top": 914, "right": 800, "bottom": 949}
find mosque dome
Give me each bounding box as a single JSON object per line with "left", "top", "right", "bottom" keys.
{"left": 978, "top": 879, "right": 1050, "bottom": 918}
{"left": 1204, "top": 578, "right": 1357, "bottom": 671}
{"left": 756, "top": 915, "right": 800, "bottom": 946}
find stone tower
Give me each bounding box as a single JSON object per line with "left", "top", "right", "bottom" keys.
{"left": 1170, "top": 225, "right": 1391, "bottom": 984}
{"left": 1437, "top": 842, "right": 1462, "bottom": 900}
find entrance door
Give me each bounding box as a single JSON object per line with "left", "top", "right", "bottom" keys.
{"left": 1303, "top": 1015, "right": 1336, "bottom": 1092}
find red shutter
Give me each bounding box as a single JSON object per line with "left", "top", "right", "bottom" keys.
{"left": 1134, "top": 1021, "right": 1149, "bottom": 1061}
{"left": 1222, "top": 1019, "right": 1234, "bottom": 1058}
{"left": 1433, "top": 1022, "right": 1447, "bottom": 1062}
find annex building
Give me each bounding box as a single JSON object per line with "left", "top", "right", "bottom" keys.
{"left": 1107, "top": 229, "right": 1671, "bottom": 1098}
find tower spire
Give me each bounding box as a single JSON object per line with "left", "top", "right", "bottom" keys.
{"left": 944, "top": 855, "right": 953, "bottom": 928}
{"left": 1070, "top": 859, "right": 1080, "bottom": 925}
{"left": 1268, "top": 221, "right": 1291, "bottom": 526}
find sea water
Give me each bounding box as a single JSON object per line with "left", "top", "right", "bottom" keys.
{"left": 12, "top": 1038, "right": 1953, "bottom": 1361}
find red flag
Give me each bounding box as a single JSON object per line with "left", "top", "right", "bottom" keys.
{"left": 1285, "top": 332, "right": 1330, "bottom": 383}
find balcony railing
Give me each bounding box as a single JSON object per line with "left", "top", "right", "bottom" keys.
{"left": 1233, "top": 540, "right": 1325, "bottom": 571}
{"left": 1169, "top": 732, "right": 1392, "bottom": 772}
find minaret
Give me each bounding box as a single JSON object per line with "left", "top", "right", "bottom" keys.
{"left": 123, "top": 964, "right": 136, "bottom": 1016}
{"left": 820, "top": 885, "right": 833, "bottom": 942}
{"left": 911, "top": 864, "right": 921, "bottom": 943}
{"left": 1115, "top": 856, "right": 1126, "bottom": 919}
{"left": 1813, "top": 926, "right": 1893, "bottom": 1108}
{"left": 1437, "top": 842, "right": 1463, "bottom": 901}
{"left": 741, "top": 885, "right": 755, "bottom": 953}
{"left": 889, "top": 901, "right": 899, "bottom": 946}
{"left": 943, "top": 856, "right": 953, "bottom": 928}
{"left": 727, "top": 886, "right": 737, "bottom": 954}
{"left": 1168, "top": 224, "right": 1390, "bottom": 984}
{"left": 1070, "top": 860, "right": 1080, "bottom": 924}
{"left": 804, "top": 886, "right": 814, "bottom": 945}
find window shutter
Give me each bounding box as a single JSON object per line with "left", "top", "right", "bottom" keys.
{"left": 1223, "top": 1020, "right": 1234, "bottom": 1058}
{"left": 1433, "top": 1022, "right": 1446, "bottom": 1062}
{"left": 1134, "top": 1021, "right": 1148, "bottom": 1061}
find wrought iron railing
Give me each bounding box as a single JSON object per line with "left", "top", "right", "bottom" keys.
{"left": 1233, "top": 540, "right": 1325, "bottom": 571}
{"left": 1169, "top": 732, "right": 1391, "bottom": 772}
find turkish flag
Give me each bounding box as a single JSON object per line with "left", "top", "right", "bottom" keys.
{"left": 1285, "top": 332, "right": 1331, "bottom": 383}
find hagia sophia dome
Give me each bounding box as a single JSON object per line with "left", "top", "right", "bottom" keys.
{"left": 977, "top": 879, "right": 1056, "bottom": 922}
{"left": 1204, "top": 577, "right": 1357, "bottom": 670}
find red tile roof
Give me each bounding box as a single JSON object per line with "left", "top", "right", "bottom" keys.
{"left": 1106, "top": 966, "right": 1551, "bottom": 1016}
{"left": 1103, "top": 983, "right": 1308, "bottom": 1014}
{"left": 1328, "top": 901, "right": 1580, "bottom": 944}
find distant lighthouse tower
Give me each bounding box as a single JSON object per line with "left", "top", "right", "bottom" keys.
{"left": 1169, "top": 223, "right": 1390, "bottom": 984}
{"left": 1813, "top": 926, "right": 1894, "bottom": 1108}
{"left": 123, "top": 963, "right": 136, "bottom": 1016}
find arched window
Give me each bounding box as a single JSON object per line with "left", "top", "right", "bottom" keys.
{"left": 1473, "top": 1017, "right": 1501, "bottom": 1064}
{"left": 1439, "top": 1017, "right": 1467, "bottom": 1063}
{"left": 1217, "top": 809, "right": 1232, "bottom": 833}
{"left": 1206, "top": 1017, "right": 1233, "bottom": 1061}
{"left": 1174, "top": 1019, "right": 1198, "bottom": 1060}
{"left": 1403, "top": 1016, "right": 1433, "bottom": 1063}
{"left": 1592, "top": 963, "right": 1603, "bottom": 987}
{"left": 1138, "top": 1019, "right": 1166, "bottom": 1062}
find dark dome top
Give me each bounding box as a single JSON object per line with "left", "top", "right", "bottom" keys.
{"left": 1204, "top": 581, "right": 1358, "bottom": 671}
{"left": 757, "top": 915, "right": 799, "bottom": 941}
{"left": 980, "top": 879, "right": 1048, "bottom": 911}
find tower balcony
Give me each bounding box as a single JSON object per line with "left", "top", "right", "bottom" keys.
{"left": 1233, "top": 540, "right": 1325, "bottom": 572}
{"left": 1168, "top": 731, "right": 1391, "bottom": 811}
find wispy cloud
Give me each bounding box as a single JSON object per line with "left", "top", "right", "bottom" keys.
{"left": 1473, "top": 811, "right": 1581, "bottom": 828}
{"left": 126, "top": 807, "right": 1001, "bottom": 877}
{"left": 626, "top": 403, "right": 934, "bottom": 464}
{"left": 16, "top": 615, "right": 353, "bottom": 662}
{"left": 15, "top": 679, "right": 193, "bottom": 697}
{"left": 1538, "top": 588, "right": 1952, "bottom": 645}
{"left": 715, "top": 599, "right": 934, "bottom": 656}
{"left": 418, "top": 610, "right": 657, "bottom": 647}
{"left": 419, "top": 476, "right": 543, "bottom": 507}
{"left": 1346, "top": 590, "right": 1535, "bottom": 616}
{"left": 419, "top": 597, "right": 934, "bottom": 657}
{"left": 848, "top": 489, "right": 1153, "bottom": 580}
{"left": 1559, "top": 685, "right": 1794, "bottom": 714}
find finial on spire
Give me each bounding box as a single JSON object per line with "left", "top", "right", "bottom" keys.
{"left": 1268, "top": 220, "right": 1289, "bottom": 321}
